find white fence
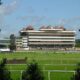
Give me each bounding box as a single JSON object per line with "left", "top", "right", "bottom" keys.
{"left": 9, "top": 70, "right": 75, "bottom": 80}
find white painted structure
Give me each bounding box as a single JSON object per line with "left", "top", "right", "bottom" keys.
{"left": 17, "top": 26, "right": 76, "bottom": 50}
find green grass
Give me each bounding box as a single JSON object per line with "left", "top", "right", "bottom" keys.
{"left": 0, "top": 51, "right": 80, "bottom": 80}
{"left": 11, "top": 71, "right": 21, "bottom": 80}
{"left": 50, "top": 72, "right": 73, "bottom": 80}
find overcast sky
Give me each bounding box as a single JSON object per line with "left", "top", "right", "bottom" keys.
{"left": 0, "top": 0, "right": 80, "bottom": 38}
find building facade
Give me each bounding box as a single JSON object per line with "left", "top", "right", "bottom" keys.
{"left": 16, "top": 25, "right": 75, "bottom": 50}
{"left": 0, "top": 39, "right": 10, "bottom": 48}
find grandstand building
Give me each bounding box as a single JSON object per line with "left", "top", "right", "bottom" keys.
{"left": 16, "top": 25, "right": 76, "bottom": 50}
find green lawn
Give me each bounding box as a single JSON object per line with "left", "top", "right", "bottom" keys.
{"left": 0, "top": 51, "right": 80, "bottom": 80}
{"left": 50, "top": 72, "right": 73, "bottom": 80}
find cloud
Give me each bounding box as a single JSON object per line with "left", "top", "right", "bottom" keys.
{"left": 0, "top": 0, "right": 20, "bottom": 38}
{"left": 0, "top": 0, "right": 19, "bottom": 15}
{"left": 0, "top": 0, "right": 20, "bottom": 25}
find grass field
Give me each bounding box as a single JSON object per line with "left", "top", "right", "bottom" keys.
{"left": 0, "top": 51, "right": 80, "bottom": 80}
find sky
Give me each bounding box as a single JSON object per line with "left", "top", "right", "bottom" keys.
{"left": 0, "top": 0, "right": 80, "bottom": 38}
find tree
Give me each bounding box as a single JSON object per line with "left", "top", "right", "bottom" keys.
{"left": 9, "top": 34, "right": 16, "bottom": 51}
{"left": 0, "top": 0, "right": 2, "bottom": 5}
{"left": 71, "top": 63, "right": 80, "bottom": 80}
{"left": 75, "top": 39, "right": 80, "bottom": 47}
{"left": 0, "top": 58, "right": 12, "bottom": 80}
{"left": 22, "top": 61, "right": 44, "bottom": 80}
{"left": 0, "top": 29, "right": 1, "bottom": 32}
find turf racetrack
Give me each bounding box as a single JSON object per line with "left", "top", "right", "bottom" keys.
{"left": 0, "top": 51, "right": 80, "bottom": 80}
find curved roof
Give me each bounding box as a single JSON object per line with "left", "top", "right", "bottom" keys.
{"left": 39, "top": 26, "right": 46, "bottom": 29}
{"left": 46, "top": 25, "right": 52, "bottom": 29}
{"left": 59, "top": 26, "right": 64, "bottom": 29}
{"left": 26, "top": 25, "right": 34, "bottom": 30}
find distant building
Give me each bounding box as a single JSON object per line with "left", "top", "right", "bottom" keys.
{"left": 0, "top": 39, "right": 10, "bottom": 48}
{"left": 16, "top": 25, "right": 76, "bottom": 50}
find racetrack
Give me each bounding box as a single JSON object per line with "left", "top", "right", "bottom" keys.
{"left": 0, "top": 51, "right": 80, "bottom": 80}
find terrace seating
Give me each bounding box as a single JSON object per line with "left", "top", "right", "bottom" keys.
{"left": 6, "top": 57, "right": 27, "bottom": 64}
